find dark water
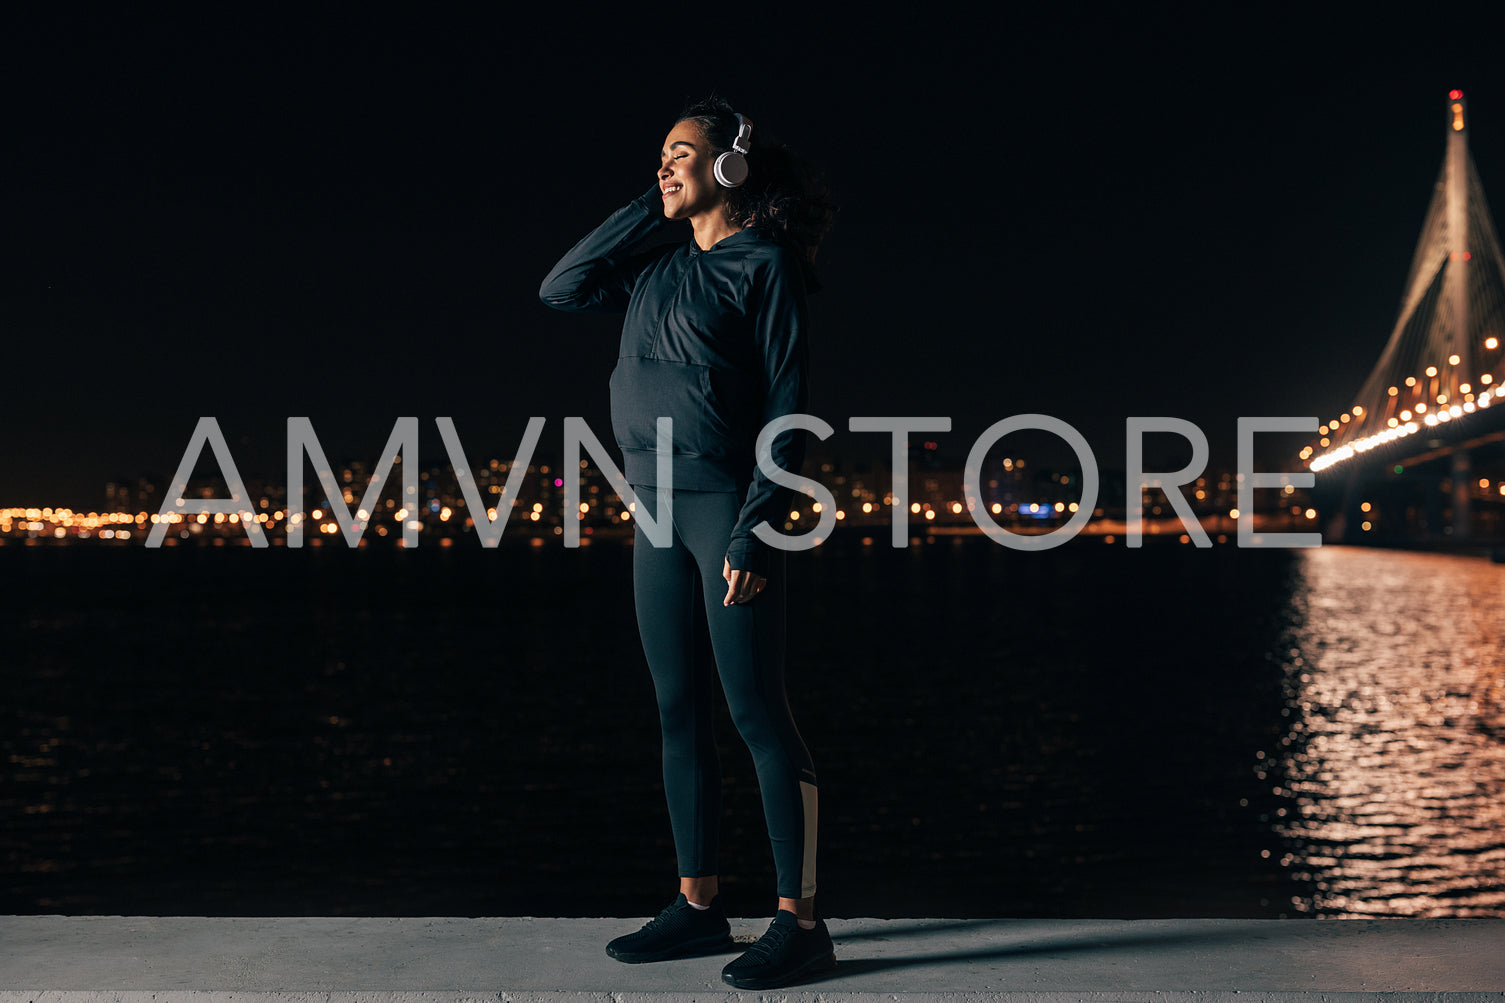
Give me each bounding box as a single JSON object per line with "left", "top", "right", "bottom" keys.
{"left": 1274, "top": 547, "right": 1505, "bottom": 916}
{"left": 3, "top": 538, "right": 1502, "bottom": 918}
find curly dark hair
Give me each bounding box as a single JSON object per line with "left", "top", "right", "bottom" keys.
{"left": 675, "top": 95, "right": 837, "bottom": 271}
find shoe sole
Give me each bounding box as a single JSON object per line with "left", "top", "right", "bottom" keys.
{"left": 606, "top": 932, "right": 735, "bottom": 964}
{"left": 721, "top": 950, "right": 836, "bottom": 990}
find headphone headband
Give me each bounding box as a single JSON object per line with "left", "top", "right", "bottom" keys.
{"left": 731, "top": 113, "right": 753, "bottom": 155}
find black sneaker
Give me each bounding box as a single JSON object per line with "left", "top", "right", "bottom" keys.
{"left": 721, "top": 910, "right": 836, "bottom": 989}
{"left": 605, "top": 893, "right": 734, "bottom": 963}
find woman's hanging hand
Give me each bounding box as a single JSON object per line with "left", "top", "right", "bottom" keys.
{"left": 723, "top": 558, "right": 768, "bottom": 606}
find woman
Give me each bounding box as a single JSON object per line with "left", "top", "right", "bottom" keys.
{"left": 539, "top": 96, "right": 836, "bottom": 990}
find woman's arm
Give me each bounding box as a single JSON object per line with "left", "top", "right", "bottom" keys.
{"left": 724, "top": 247, "right": 811, "bottom": 581}
{"left": 538, "top": 184, "right": 667, "bottom": 313}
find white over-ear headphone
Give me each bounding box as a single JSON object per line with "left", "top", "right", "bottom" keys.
{"left": 713, "top": 113, "right": 754, "bottom": 188}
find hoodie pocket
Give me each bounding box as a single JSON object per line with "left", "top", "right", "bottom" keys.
{"left": 610, "top": 357, "right": 742, "bottom": 460}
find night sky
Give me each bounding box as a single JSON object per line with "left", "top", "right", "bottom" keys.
{"left": 8, "top": 8, "right": 1505, "bottom": 506}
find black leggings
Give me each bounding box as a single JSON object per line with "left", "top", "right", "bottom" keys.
{"left": 631, "top": 486, "right": 817, "bottom": 900}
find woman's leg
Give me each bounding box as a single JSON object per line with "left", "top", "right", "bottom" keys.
{"left": 631, "top": 485, "right": 722, "bottom": 886}
{"left": 671, "top": 490, "right": 819, "bottom": 909}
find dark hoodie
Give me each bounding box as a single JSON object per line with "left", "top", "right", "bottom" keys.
{"left": 539, "top": 184, "right": 811, "bottom": 575}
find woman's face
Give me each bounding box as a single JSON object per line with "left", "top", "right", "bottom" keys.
{"left": 658, "top": 119, "right": 722, "bottom": 221}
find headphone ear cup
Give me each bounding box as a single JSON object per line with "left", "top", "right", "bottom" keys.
{"left": 714, "top": 150, "right": 749, "bottom": 188}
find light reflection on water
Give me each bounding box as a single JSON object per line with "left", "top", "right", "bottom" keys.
{"left": 1278, "top": 546, "right": 1505, "bottom": 917}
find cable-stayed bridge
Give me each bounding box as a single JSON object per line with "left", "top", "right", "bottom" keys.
{"left": 1305, "top": 90, "right": 1505, "bottom": 543}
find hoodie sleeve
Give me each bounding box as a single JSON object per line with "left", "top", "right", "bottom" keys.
{"left": 538, "top": 184, "right": 667, "bottom": 313}
{"left": 724, "top": 247, "right": 811, "bottom": 577}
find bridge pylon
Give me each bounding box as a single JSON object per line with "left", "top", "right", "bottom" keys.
{"left": 1304, "top": 90, "right": 1505, "bottom": 544}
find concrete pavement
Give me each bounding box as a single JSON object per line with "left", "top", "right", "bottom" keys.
{"left": 3, "top": 915, "right": 1504, "bottom": 1001}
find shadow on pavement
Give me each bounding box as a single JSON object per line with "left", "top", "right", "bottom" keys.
{"left": 794, "top": 919, "right": 1286, "bottom": 985}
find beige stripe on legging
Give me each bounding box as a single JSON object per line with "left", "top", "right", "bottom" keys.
{"left": 799, "top": 780, "right": 818, "bottom": 899}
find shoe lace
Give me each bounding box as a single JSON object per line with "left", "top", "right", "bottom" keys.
{"left": 642, "top": 903, "right": 677, "bottom": 932}
{"left": 743, "top": 920, "right": 794, "bottom": 961}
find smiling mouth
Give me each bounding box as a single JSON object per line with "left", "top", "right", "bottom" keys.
{"left": 662, "top": 184, "right": 682, "bottom": 197}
